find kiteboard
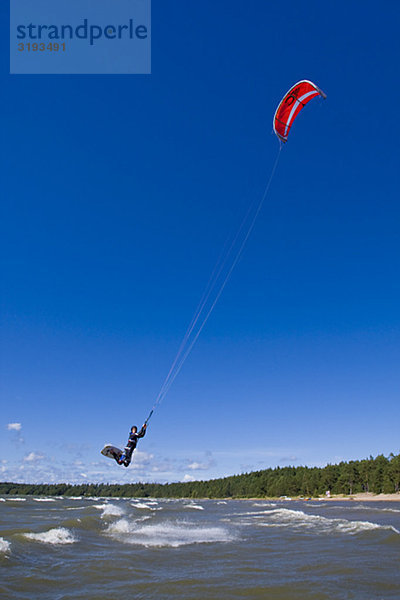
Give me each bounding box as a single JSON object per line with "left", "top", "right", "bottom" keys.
{"left": 101, "top": 445, "right": 123, "bottom": 462}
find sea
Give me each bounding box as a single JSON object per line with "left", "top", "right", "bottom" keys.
{"left": 1, "top": 496, "right": 399, "bottom": 599}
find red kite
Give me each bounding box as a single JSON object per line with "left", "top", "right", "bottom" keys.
{"left": 273, "top": 80, "right": 326, "bottom": 143}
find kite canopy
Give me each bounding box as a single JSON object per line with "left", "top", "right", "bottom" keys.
{"left": 273, "top": 80, "right": 326, "bottom": 143}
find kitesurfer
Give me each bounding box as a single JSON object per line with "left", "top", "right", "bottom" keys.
{"left": 118, "top": 424, "right": 147, "bottom": 467}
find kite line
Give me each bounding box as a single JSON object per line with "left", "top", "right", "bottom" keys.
{"left": 144, "top": 79, "right": 326, "bottom": 426}
{"left": 144, "top": 145, "right": 282, "bottom": 425}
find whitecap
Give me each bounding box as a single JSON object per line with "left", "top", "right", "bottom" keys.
{"left": 258, "top": 508, "right": 400, "bottom": 536}
{"left": 131, "top": 502, "right": 153, "bottom": 510}
{"left": 22, "top": 527, "right": 76, "bottom": 545}
{"left": 7, "top": 497, "right": 26, "bottom": 502}
{"left": 183, "top": 504, "right": 204, "bottom": 510}
{"left": 34, "top": 498, "right": 56, "bottom": 502}
{"left": 106, "top": 519, "right": 234, "bottom": 548}
{"left": 0, "top": 537, "right": 11, "bottom": 554}
{"left": 337, "top": 504, "right": 400, "bottom": 514}
{"left": 131, "top": 501, "right": 163, "bottom": 511}
{"left": 98, "top": 503, "right": 124, "bottom": 518}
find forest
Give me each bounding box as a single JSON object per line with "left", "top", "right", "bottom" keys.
{"left": 1, "top": 453, "right": 399, "bottom": 499}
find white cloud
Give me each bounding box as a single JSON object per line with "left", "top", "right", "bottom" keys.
{"left": 24, "top": 452, "right": 45, "bottom": 463}
{"left": 187, "top": 461, "right": 208, "bottom": 470}
{"left": 186, "top": 451, "right": 216, "bottom": 471}
{"left": 182, "top": 474, "right": 195, "bottom": 482}
{"left": 7, "top": 422, "right": 22, "bottom": 431}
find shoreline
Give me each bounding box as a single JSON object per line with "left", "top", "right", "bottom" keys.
{"left": 242, "top": 492, "right": 400, "bottom": 502}
{"left": 315, "top": 492, "right": 400, "bottom": 502}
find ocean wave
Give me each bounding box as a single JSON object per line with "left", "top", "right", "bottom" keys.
{"left": 131, "top": 502, "right": 154, "bottom": 510}
{"left": 94, "top": 503, "right": 125, "bottom": 518}
{"left": 33, "top": 498, "right": 56, "bottom": 502}
{"left": 6, "top": 497, "right": 26, "bottom": 502}
{"left": 22, "top": 527, "right": 77, "bottom": 545}
{"left": 0, "top": 498, "right": 6, "bottom": 502}
{"left": 106, "top": 518, "right": 234, "bottom": 548}
{"left": 131, "top": 501, "right": 163, "bottom": 511}
{"left": 183, "top": 504, "right": 204, "bottom": 510}
{"left": 0, "top": 537, "right": 11, "bottom": 555}
{"left": 258, "top": 508, "right": 400, "bottom": 536}
{"left": 335, "top": 504, "right": 400, "bottom": 514}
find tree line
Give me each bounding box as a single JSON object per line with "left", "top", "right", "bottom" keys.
{"left": 1, "top": 453, "right": 400, "bottom": 498}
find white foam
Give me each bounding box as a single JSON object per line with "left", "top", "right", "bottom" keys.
{"left": 131, "top": 502, "right": 153, "bottom": 510}
{"left": 23, "top": 527, "right": 76, "bottom": 545}
{"left": 258, "top": 508, "right": 400, "bottom": 536}
{"left": 107, "top": 518, "right": 132, "bottom": 534}
{"left": 7, "top": 497, "right": 26, "bottom": 502}
{"left": 107, "top": 519, "right": 234, "bottom": 547}
{"left": 217, "top": 501, "right": 227, "bottom": 505}
{"left": 131, "top": 501, "right": 163, "bottom": 511}
{"left": 34, "top": 498, "right": 56, "bottom": 502}
{"left": 339, "top": 504, "right": 400, "bottom": 514}
{"left": 0, "top": 537, "right": 11, "bottom": 554}
{"left": 95, "top": 503, "right": 124, "bottom": 518}
{"left": 0, "top": 498, "right": 6, "bottom": 502}
{"left": 183, "top": 504, "right": 204, "bottom": 510}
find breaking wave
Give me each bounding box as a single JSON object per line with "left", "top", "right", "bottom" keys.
{"left": 131, "top": 501, "right": 155, "bottom": 510}
{"left": 93, "top": 503, "right": 125, "bottom": 518}
{"left": 183, "top": 503, "right": 204, "bottom": 510}
{"left": 22, "top": 527, "right": 77, "bottom": 545}
{"left": 34, "top": 498, "right": 56, "bottom": 502}
{"left": 336, "top": 504, "right": 400, "bottom": 515}
{"left": 258, "top": 508, "right": 400, "bottom": 536}
{"left": 0, "top": 537, "right": 11, "bottom": 555}
{"left": 106, "top": 518, "right": 234, "bottom": 547}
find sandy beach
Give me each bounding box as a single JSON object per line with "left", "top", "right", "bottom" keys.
{"left": 320, "top": 492, "right": 400, "bottom": 502}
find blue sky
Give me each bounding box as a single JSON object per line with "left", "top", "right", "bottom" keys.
{"left": 1, "top": 0, "right": 400, "bottom": 485}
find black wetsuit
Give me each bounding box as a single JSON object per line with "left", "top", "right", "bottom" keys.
{"left": 122, "top": 426, "right": 146, "bottom": 466}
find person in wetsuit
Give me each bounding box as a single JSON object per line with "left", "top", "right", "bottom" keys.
{"left": 118, "top": 424, "right": 147, "bottom": 467}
